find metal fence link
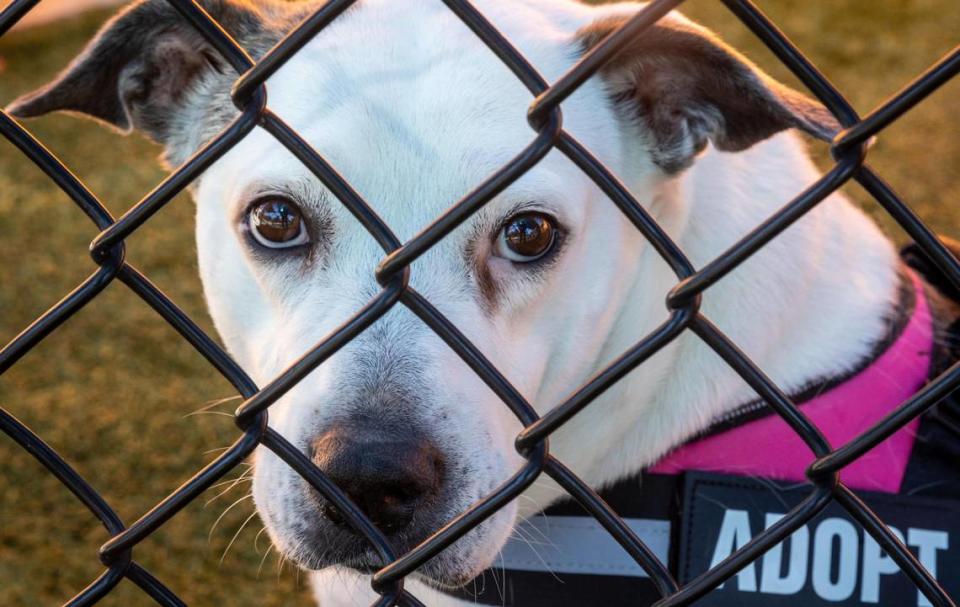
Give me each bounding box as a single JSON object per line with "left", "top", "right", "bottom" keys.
{"left": 1, "top": 0, "right": 959, "bottom": 605}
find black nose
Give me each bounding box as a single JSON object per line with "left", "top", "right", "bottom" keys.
{"left": 311, "top": 424, "right": 445, "bottom": 534}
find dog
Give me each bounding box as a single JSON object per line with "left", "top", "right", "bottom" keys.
{"left": 10, "top": 0, "right": 960, "bottom": 605}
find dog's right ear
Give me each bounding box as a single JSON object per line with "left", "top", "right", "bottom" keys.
{"left": 6, "top": 0, "right": 263, "bottom": 145}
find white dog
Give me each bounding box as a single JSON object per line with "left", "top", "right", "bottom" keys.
{"left": 10, "top": 0, "right": 958, "bottom": 605}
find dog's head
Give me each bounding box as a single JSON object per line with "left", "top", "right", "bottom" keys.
{"left": 9, "top": 0, "right": 839, "bottom": 587}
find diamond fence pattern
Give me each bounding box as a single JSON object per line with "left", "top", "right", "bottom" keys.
{"left": 1, "top": 0, "right": 959, "bottom": 605}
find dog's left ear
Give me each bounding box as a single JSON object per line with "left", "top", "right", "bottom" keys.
{"left": 578, "top": 15, "right": 841, "bottom": 173}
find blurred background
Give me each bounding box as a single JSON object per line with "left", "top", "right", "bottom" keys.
{"left": 0, "top": 0, "right": 957, "bottom": 605}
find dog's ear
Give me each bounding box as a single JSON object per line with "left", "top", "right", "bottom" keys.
{"left": 6, "top": 0, "right": 264, "bottom": 145}
{"left": 578, "top": 15, "right": 841, "bottom": 173}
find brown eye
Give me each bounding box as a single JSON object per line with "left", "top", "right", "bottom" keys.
{"left": 248, "top": 198, "right": 309, "bottom": 248}
{"left": 496, "top": 212, "right": 557, "bottom": 262}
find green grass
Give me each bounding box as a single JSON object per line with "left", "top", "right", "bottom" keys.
{"left": 0, "top": 2, "right": 957, "bottom": 605}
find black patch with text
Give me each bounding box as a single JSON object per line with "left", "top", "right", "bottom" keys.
{"left": 679, "top": 472, "right": 960, "bottom": 606}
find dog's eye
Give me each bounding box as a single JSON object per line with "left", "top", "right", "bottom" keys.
{"left": 495, "top": 212, "right": 557, "bottom": 262}
{"left": 248, "top": 198, "right": 309, "bottom": 248}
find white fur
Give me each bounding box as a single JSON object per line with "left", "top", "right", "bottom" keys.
{"left": 179, "top": 0, "right": 898, "bottom": 603}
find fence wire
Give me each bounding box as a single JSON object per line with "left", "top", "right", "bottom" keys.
{"left": 1, "top": 0, "right": 959, "bottom": 605}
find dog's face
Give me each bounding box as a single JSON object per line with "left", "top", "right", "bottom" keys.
{"left": 186, "top": 5, "right": 641, "bottom": 580}
{"left": 9, "top": 0, "right": 838, "bottom": 587}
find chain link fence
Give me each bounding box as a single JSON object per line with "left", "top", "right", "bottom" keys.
{"left": 1, "top": 0, "right": 959, "bottom": 605}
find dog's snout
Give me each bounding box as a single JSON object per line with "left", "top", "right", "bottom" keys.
{"left": 311, "top": 425, "right": 444, "bottom": 533}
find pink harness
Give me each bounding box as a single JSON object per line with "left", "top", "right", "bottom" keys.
{"left": 650, "top": 270, "right": 934, "bottom": 494}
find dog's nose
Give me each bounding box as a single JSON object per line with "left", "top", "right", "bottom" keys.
{"left": 311, "top": 425, "right": 444, "bottom": 534}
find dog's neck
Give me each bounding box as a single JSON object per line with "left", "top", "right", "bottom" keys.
{"left": 524, "top": 132, "right": 899, "bottom": 513}
{"left": 664, "top": 132, "right": 901, "bottom": 408}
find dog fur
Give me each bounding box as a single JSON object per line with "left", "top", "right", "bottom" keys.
{"left": 8, "top": 1, "right": 916, "bottom": 604}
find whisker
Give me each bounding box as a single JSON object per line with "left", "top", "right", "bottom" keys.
{"left": 184, "top": 410, "right": 236, "bottom": 419}
{"left": 208, "top": 493, "right": 253, "bottom": 542}
{"left": 205, "top": 473, "right": 253, "bottom": 506}
{"left": 202, "top": 446, "right": 232, "bottom": 457}
{"left": 221, "top": 510, "right": 259, "bottom": 565}
{"left": 187, "top": 395, "right": 243, "bottom": 417}
{"left": 207, "top": 472, "right": 252, "bottom": 493}
{"left": 254, "top": 525, "right": 270, "bottom": 554}
{"left": 257, "top": 536, "right": 274, "bottom": 579}
{"left": 509, "top": 522, "right": 560, "bottom": 582}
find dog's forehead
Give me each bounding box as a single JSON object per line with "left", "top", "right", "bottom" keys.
{"left": 207, "top": 1, "right": 598, "bottom": 238}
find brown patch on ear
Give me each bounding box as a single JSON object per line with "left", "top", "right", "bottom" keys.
{"left": 577, "top": 16, "right": 840, "bottom": 173}
{"left": 6, "top": 0, "right": 264, "bottom": 144}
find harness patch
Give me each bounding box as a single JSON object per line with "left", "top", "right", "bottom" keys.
{"left": 498, "top": 515, "right": 670, "bottom": 577}
{"left": 679, "top": 472, "right": 960, "bottom": 606}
